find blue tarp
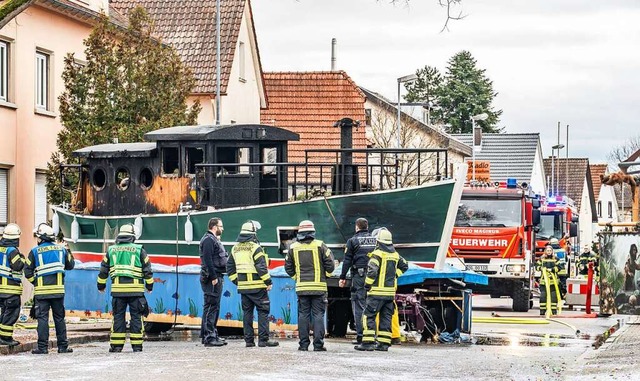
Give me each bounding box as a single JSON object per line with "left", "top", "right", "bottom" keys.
{"left": 398, "top": 264, "right": 489, "bottom": 286}
{"left": 270, "top": 262, "right": 488, "bottom": 286}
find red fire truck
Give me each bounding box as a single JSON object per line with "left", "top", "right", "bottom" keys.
{"left": 447, "top": 179, "right": 540, "bottom": 312}
{"left": 535, "top": 195, "right": 579, "bottom": 258}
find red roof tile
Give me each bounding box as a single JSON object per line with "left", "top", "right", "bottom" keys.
{"left": 260, "top": 71, "right": 367, "bottom": 166}
{"left": 110, "top": 0, "right": 246, "bottom": 94}
{"left": 590, "top": 164, "right": 608, "bottom": 201}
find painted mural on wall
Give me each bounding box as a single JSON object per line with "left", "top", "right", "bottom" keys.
{"left": 599, "top": 232, "right": 640, "bottom": 315}
{"left": 65, "top": 262, "right": 298, "bottom": 326}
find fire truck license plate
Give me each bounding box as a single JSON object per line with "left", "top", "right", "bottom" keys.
{"left": 468, "top": 265, "right": 488, "bottom": 272}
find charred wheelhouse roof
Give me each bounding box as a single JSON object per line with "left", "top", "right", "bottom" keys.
{"left": 73, "top": 142, "right": 157, "bottom": 159}
{"left": 143, "top": 124, "right": 300, "bottom": 142}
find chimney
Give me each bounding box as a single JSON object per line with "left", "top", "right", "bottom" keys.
{"left": 331, "top": 38, "right": 337, "bottom": 71}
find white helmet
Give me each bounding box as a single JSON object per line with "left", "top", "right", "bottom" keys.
{"left": 297, "top": 220, "right": 315, "bottom": 233}
{"left": 118, "top": 224, "right": 136, "bottom": 237}
{"left": 34, "top": 223, "right": 55, "bottom": 241}
{"left": 3, "top": 223, "right": 21, "bottom": 240}
{"left": 377, "top": 230, "right": 393, "bottom": 245}
{"left": 240, "top": 221, "right": 260, "bottom": 235}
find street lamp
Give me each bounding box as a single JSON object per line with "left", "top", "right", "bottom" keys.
{"left": 471, "top": 113, "right": 488, "bottom": 181}
{"left": 551, "top": 143, "right": 565, "bottom": 196}
{"left": 396, "top": 73, "right": 418, "bottom": 188}
{"left": 397, "top": 74, "right": 418, "bottom": 149}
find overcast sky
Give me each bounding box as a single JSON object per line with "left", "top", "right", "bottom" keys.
{"left": 251, "top": 0, "right": 640, "bottom": 165}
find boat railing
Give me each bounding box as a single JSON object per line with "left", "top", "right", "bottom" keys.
{"left": 194, "top": 147, "right": 450, "bottom": 208}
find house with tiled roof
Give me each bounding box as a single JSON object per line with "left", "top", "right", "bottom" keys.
{"left": 452, "top": 133, "right": 547, "bottom": 195}
{"left": 110, "top": 0, "right": 266, "bottom": 124}
{"left": 260, "top": 71, "right": 367, "bottom": 167}
{"left": 0, "top": 0, "right": 128, "bottom": 251}
{"left": 543, "top": 158, "right": 598, "bottom": 244}
{"left": 360, "top": 87, "right": 471, "bottom": 178}
{"left": 590, "top": 164, "right": 619, "bottom": 228}
{"left": 0, "top": 0, "right": 264, "bottom": 251}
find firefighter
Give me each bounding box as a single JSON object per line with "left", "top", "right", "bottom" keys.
{"left": 536, "top": 245, "right": 562, "bottom": 316}
{"left": 339, "top": 217, "right": 376, "bottom": 345}
{"left": 227, "top": 221, "right": 279, "bottom": 347}
{"left": 0, "top": 224, "right": 25, "bottom": 347}
{"left": 355, "top": 229, "right": 408, "bottom": 352}
{"left": 24, "top": 223, "right": 75, "bottom": 354}
{"left": 549, "top": 237, "right": 568, "bottom": 298}
{"left": 578, "top": 245, "right": 597, "bottom": 276}
{"left": 285, "top": 220, "right": 335, "bottom": 351}
{"left": 371, "top": 227, "right": 402, "bottom": 345}
{"left": 97, "top": 224, "right": 153, "bottom": 353}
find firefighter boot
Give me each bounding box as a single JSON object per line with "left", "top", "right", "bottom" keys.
{"left": 375, "top": 343, "right": 390, "bottom": 351}
{"left": 354, "top": 342, "right": 376, "bottom": 351}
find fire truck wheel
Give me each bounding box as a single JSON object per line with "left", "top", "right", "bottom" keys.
{"left": 512, "top": 286, "right": 530, "bottom": 312}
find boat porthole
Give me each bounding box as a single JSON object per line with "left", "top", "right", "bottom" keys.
{"left": 92, "top": 168, "right": 107, "bottom": 191}
{"left": 116, "top": 167, "right": 130, "bottom": 191}
{"left": 140, "top": 168, "right": 154, "bottom": 190}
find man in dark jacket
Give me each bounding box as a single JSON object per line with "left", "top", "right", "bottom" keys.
{"left": 355, "top": 229, "right": 408, "bottom": 352}
{"left": 199, "top": 217, "right": 228, "bottom": 347}
{"left": 339, "top": 218, "right": 376, "bottom": 344}
{"left": 227, "top": 221, "right": 279, "bottom": 347}
{"left": 97, "top": 224, "right": 153, "bottom": 353}
{"left": 285, "top": 220, "right": 335, "bottom": 351}
{"left": 24, "top": 223, "right": 75, "bottom": 354}
{"left": 0, "top": 224, "right": 25, "bottom": 347}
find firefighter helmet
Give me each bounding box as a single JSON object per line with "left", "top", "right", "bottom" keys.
{"left": 34, "top": 223, "right": 55, "bottom": 241}
{"left": 549, "top": 238, "right": 560, "bottom": 246}
{"left": 298, "top": 220, "right": 315, "bottom": 233}
{"left": 377, "top": 229, "right": 393, "bottom": 245}
{"left": 240, "top": 221, "right": 259, "bottom": 235}
{"left": 2, "top": 223, "right": 21, "bottom": 240}
{"left": 118, "top": 224, "right": 136, "bottom": 237}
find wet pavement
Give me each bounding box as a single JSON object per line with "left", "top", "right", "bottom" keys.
{"left": 0, "top": 296, "right": 627, "bottom": 380}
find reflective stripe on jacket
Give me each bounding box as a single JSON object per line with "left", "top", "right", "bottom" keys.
{"left": 230, "top": 241, "right": 270, "bottom": 291}
{"left": 108, "top": 244, "right": 143, "bottom": 279}
{"left": 26, "top": 242, "right": 73, "bottom": 297}
{"left": 286, "top": 239, "right": 335, "bottom": 294}
{"left": 365, "top": 249, "right": 407, "bottom": 299}
{"left": 0, "top": 246, "right": 23, "bottom": 295}
{"left": 98, "top": 243, "right": 153, "bottom": 296}
{"left": 536, "top": 257, "right": 560, "bottom": 285}
{"left": 33, "top": 244, "right": 65, "bottom": 277}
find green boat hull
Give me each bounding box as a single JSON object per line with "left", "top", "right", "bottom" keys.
{"left": 55, "top": 180, "right": 456, "bottom": 267}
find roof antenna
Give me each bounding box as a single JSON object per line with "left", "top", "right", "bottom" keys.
{"left": 331, "top": 38, "right": 337, "bottom": 71}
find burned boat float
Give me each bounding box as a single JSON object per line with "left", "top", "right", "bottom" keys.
{"left": 55, "top": 119, "right": 487, "bottom": 340}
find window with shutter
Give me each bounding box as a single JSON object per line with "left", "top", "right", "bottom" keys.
{"left": 0, "top": 169, "right": 7, "bottom": 225}
{"left": 34, "top": 172, "right": 47, "bottom": 227}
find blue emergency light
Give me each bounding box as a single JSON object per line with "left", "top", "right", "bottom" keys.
{"left": 506, "top": 178, "right": 517, "bottom": 189}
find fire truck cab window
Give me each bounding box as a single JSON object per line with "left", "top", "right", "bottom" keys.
{"left": 186, "top": 146, "right": 205, "bottom": 175}
{"left": 456, "top": 198, "right": 522, "bottom": 227}
{"left": 217, "top": 147, "right": 250, "bottom": 175}
{"left": 162, "top": 147, "right": 180, "bottom": 175}
{"left": 538, "top": 213, "right": 563, "bottom": 240}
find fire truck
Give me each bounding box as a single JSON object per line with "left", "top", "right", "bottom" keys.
{"left": 534, "top": 195, "right": 579, "bottom": 282}
{"left": 535, "top": 195, "right": 579, "bottom": 258}
{"left": 447, "top": 179, "right": 540, "bottom": 312}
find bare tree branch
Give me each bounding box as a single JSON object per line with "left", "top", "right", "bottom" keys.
{"left": 438, "top": 0, "right": 466, "bottom": 33}
{"left": 381, "top": 0, "right": 466, "bottom": 32}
